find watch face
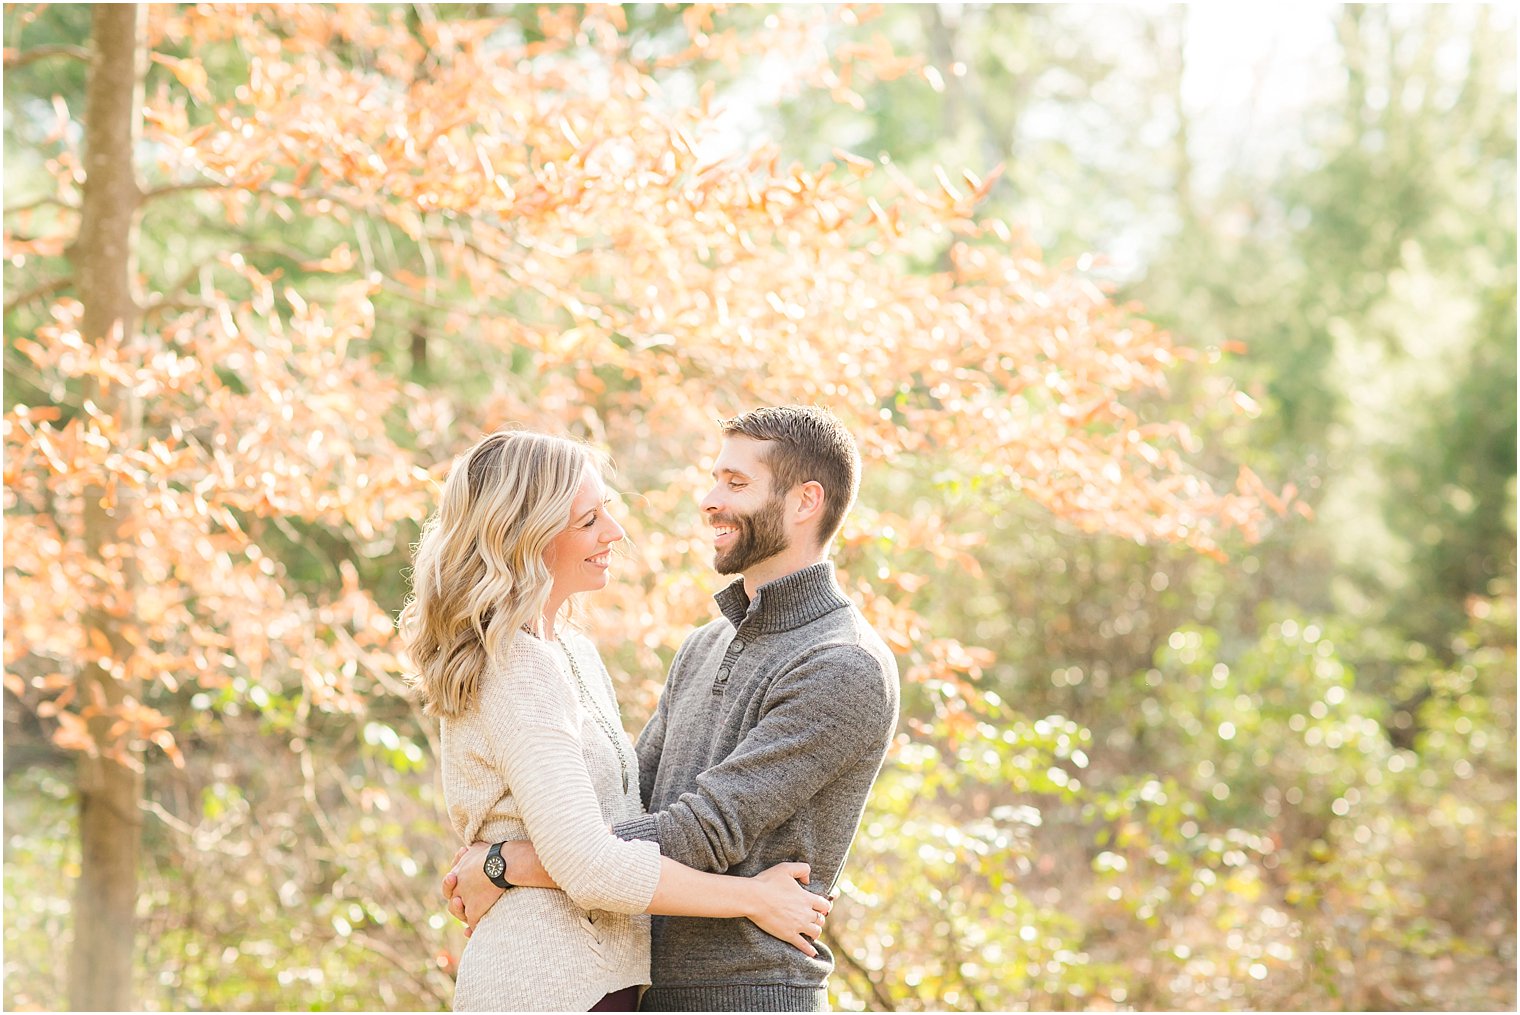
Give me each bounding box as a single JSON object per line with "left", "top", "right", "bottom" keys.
{"left": 484, "top": 854, "right": 506, "bottom": 880}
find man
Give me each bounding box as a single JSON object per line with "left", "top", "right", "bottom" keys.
{"left": 444, "top": 405, "right": 900, "bottom": 1011}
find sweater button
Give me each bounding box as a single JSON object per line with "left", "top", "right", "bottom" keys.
{"left": 731, "top": 641, "right": 745, "bottom": 653}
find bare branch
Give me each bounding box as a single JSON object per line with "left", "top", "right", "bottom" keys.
{"left": 140, "top": 251, "right": 228, "bottom": 315}
{"left": 830, "top": 928, "right": 898, "bottom": 1012}
{"left": 2, "top": 358, "right": 83, "bottom": 409}
{"left": 140, "top": 800, "right": 253, "bottom": 857}
{"left": 140, "top": 178, "right": 231, "bottom": 203}
{"left": 4, "top": 195, "right": 79, "bottom": 215}
{"left": 139, "top": 240, "right": 333, "bottom": 320}
{"left": 375, "top": 279, "right": 486, "bottom": 316}
{"left": 139, "top": 297, "right": 219, "bottom": 322}
{"left": 3, "top": 44, "right": 91, "bottom": 70}
{"left": 4, "top": 275, "right": 72, "bottom": 313}
{"left": 351, "top": 931, "right": 454, "bottom": 1009}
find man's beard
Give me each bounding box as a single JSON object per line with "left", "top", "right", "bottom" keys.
{"left": 712, "top": 495, "right": 790, "bottom": 575}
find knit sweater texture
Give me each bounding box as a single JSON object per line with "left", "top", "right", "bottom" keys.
{"left": 614, "top": 561, "right": 900, "bottom": 1012}
{"left": 442, "top": 629, "right": 662, "bottom": 1012}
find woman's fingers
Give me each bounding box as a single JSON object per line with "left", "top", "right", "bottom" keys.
{"left": 777, "top": 861, "right": 810, "bottom": 885}
{"left": 792, "top": 932, "right": 819, "bottom": 958}
{"left": 795, "top": 903, "right": 826, "bottom": 952}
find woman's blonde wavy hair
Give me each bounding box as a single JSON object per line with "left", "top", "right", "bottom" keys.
{"left": 400, "top": 429, "right": 605, "bottom": 718}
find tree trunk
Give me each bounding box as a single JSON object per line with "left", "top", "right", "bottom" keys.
{"left": 67, "top": 5, "right": 145, "bottom": 1011}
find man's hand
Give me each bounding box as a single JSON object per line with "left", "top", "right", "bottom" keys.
{"left": 443, "top": 842, "right": 503, "bottom": 934}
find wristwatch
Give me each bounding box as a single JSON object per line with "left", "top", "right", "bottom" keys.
{"left": 483, "top": 841, "right": 515, "bottom": 891}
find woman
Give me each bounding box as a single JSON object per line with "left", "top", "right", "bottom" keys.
{"left": 400, "top": 430, "right": 829, "bottom": 1012}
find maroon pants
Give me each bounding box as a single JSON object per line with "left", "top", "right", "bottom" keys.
{"left": 590, "top": 986, "right": 639, "bottom": 1012}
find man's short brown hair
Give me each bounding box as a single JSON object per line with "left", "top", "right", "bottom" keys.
{"left": 719, "top": 405, "right": 861, "bottom": 547}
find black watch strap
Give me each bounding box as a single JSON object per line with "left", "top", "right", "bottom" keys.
{"left": 483, "top": 841, "right": 514, "bottom": 890}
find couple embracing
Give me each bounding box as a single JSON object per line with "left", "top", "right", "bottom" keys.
{"left": 400, "top": 406, "right": 900, "bottom": 1012}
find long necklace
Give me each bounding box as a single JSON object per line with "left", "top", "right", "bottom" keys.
{"left": 559, "top": 639, "right": 632, "bottom": 795}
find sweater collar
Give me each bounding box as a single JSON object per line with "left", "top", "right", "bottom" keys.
{"left": 714, "top": 560, "right": 850, "bottom": 634}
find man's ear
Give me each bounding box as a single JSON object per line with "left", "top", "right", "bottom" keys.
{"left": 792, "top": 481, "right": 826, "bottom": 527}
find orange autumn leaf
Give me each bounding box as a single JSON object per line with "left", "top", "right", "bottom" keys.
{"left": 150, "top": 52, "right": 211, "bottom": 103}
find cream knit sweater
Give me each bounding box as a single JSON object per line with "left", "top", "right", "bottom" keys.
{"left": 442, "top": 628, "right": 662, "bottom": 1012}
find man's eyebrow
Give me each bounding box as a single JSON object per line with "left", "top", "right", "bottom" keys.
{"left": 711, "top": 467, "right": 752, "bottom": 480}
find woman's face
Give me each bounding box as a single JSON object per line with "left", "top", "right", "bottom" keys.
{"left": 544, "top": 466, "right": 624, "bottom": 601}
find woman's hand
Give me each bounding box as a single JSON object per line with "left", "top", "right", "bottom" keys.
{"left": 744, "top": 862, "right": 832, "bottom": 957}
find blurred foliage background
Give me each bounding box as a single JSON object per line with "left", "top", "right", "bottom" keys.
{"left": 4, "top": 3, "right": 1515, "bottom": 1011}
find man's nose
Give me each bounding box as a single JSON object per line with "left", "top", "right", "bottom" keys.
{"left": 699, "top": 486, "right": 722, "bottom": 514}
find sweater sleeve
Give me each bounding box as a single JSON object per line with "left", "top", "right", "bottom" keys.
{"left": 613, "top": 642, "right": 895, "bottom": 872}
{"left": 483, "top": 639, "right": 662, "bottom": 914}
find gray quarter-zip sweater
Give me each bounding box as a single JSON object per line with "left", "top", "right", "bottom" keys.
{"left": 613, "top": 561, "right": 900, "bottom": 1012}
